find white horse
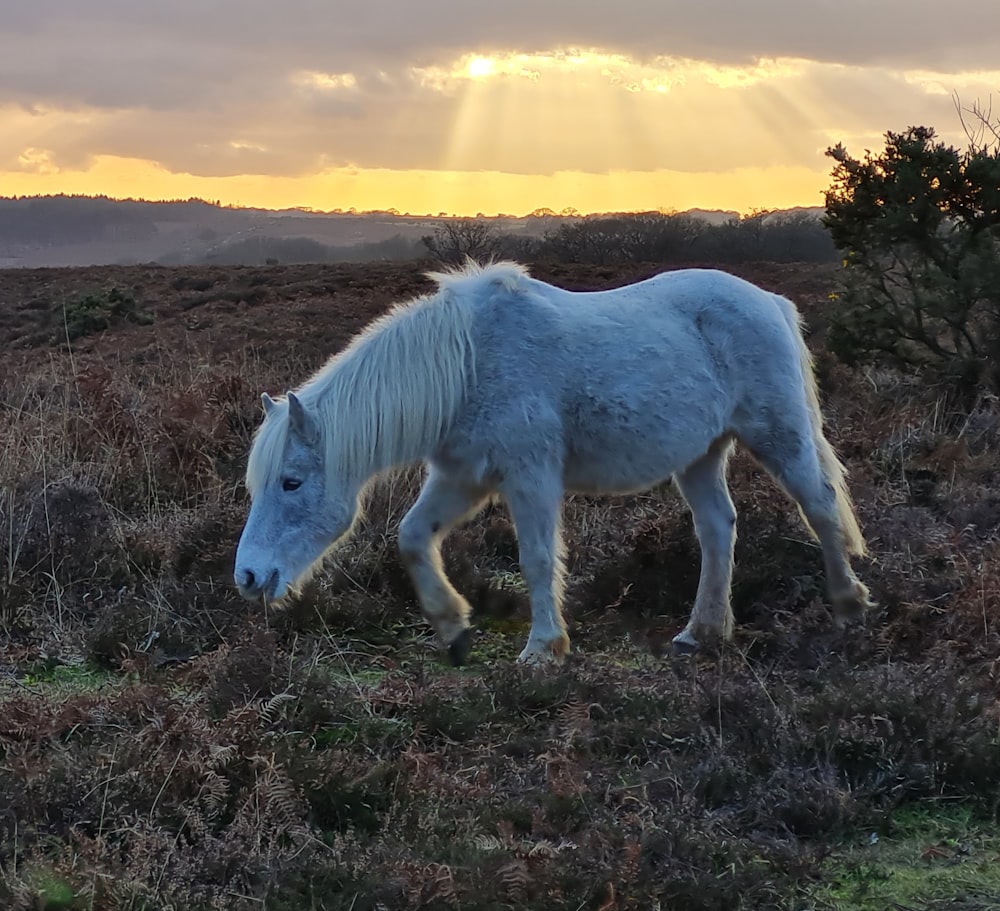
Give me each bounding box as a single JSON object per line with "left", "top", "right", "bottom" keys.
{"left": 235, "top": 262, "right": 871, "bottom": 664}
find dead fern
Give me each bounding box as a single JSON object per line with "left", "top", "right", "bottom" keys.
{"left": 497, "top": 859, "right": 530, "bottom": 903}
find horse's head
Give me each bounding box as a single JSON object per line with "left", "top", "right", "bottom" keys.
{"left": 234, "top": 391, "right": 359, "bottom": 602}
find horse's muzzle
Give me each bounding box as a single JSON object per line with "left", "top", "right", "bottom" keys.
{"left": 234, "top": 567, "right": 279, "bottom": 601}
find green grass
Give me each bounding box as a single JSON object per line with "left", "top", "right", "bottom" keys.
{"left": 24, "top": 865, "right": 78, "bottom": 910}
{"left": 811, "top": 803, "right": 1000, "bottom": 910}
{"left": 19, "top": 660, "right": 119, "bottom": 695}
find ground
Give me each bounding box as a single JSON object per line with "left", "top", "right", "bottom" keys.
{"left": 1, "top": 260, "right": 999, "bottom": 910}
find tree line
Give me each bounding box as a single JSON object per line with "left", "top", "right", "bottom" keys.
{"left": 422, "top": 209, "right": 835, "bottom": 266}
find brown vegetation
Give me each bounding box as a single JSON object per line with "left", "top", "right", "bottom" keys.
{"left": 1, "top": 260, "right": 999, "bottom": 909}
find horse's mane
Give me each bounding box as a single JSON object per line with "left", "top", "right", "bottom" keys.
{"left": 247, "top": 261, "right": 531, "bottom": 494}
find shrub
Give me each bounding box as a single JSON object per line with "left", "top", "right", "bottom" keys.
{"left": 60, "top": 287, "right": 153, "bottom": 341}
{"left": 824, "top": 126, "right": 1000, "bottom": 396}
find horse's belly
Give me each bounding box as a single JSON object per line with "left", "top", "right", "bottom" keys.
{"left": 563, "top": 458, "right": 672, "bottom": 495}
{"left": 562, "top": 424, "right": 718, "bottom": 495}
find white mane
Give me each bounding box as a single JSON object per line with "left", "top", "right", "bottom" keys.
{"left": 247, "top": 261, "right": 531, "bottom": 494}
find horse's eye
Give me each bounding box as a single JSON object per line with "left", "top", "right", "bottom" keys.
{"left": 282, "top": 478, "right": 302, "bottom": 492}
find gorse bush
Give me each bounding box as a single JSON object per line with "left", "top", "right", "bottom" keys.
{"left": 61, "top": 286, "right": 153, "bottom": 341}
{"left": 824, "top": 126, "right": 1000, "bottom": 395}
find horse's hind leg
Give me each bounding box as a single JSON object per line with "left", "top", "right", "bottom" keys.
{"left": 671, "top": 438, "right": 738, "bottom": 653}
{"left": 740, "top": 427, "right": 872, "bottom": 628}
{"left": 398, "top": 467, "right": 490, "bottom": 665}
{"left": 500, "top": 474, "right": 570, "bottom": 665}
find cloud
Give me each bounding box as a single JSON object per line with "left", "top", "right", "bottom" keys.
{"left": 7, "top": 1, "right": 999, "bottom": 80}
{"left": 1, "top": 0, "right": 997, "bottom": 201}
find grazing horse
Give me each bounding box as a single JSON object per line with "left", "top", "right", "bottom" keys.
{"left": 234, "top": 262, "right": 871, "bottom": 664}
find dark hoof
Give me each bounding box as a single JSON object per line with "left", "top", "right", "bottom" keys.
{"left": 448, "top": 628, "right": 473, "bottom": 666}
{"left": 671, "top": 629, "right": 699, "bottom": 656}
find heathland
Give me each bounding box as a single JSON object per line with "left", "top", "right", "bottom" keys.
{"left": 1, "top": 259, "right": 999, "bottom": 910}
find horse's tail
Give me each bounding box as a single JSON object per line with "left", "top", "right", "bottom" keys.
{"left": 773, "top": 294, "right": 867, "bottom": 557}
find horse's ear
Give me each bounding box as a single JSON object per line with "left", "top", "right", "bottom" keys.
{"left": 261, "top": 392, "right": 278, "bottom": 416}
{"left": 287, "top": 391, "right": 320, "bottom": 444}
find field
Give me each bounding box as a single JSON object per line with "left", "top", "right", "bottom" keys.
{"left": 1, "top": 260, "right": 999, "bottom": 910}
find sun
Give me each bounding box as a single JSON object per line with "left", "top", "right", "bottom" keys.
{"left": 465, "top": 56, "right": 496, "bottom": 79}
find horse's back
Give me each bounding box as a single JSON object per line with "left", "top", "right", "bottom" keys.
{"left": 551, "top": 268, "right": 793, "bottom": 333}
{"left": 516, "top": 268, "right": 801, "bottom": 399}
{"left": 445, "top": 267, "right": 805, "bottom": 493}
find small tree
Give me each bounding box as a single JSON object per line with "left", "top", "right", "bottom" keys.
{"left": 955, "top": 93, "right": 1000, "bottom": 156}
{"left": 421, "top": 219, "right": 503, "bottom": 266}
{"left": 823, "top": 125, "right": 1000, "bottom": 394}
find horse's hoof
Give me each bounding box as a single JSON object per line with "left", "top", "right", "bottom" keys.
{"left": 671, "top": 629, "right": 699, "bottom": 656}
{"left": 832, "top": 605, "right": 869, "bottom": 631}
{"left": 832, "top": 590, "right": 875, "bottom": 630}
{"left": 517, "top": 650, "right": 559, "bottom": 668}
{"left": 447, "top": 628, "right": 473, "bottom": 666}
{"left": 517, "top": 633, "right": 569, "bottom": 667}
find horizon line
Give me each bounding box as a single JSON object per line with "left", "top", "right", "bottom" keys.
{"left": 0, "top": 192, "right": 827, "bottom": 221}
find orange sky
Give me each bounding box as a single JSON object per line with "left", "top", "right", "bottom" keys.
{"left": 1, "top": 152, "right": 831, "bottom": 217}
{"left": 3, "top": 9, "right": 998, "bottom": 216}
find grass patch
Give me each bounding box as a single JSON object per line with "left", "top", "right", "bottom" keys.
{"left": 18, "top": 660, "right": 119, "bottom": 695}
{"left": 813, "top": 803, "right": 1000, "bottom": 910}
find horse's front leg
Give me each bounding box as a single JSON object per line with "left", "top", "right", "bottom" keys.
{"left": 398, "top": 468, "right": 489, "bottom": 666}
{"left": 501, "top": 475, "right": 570, "bottom": 665}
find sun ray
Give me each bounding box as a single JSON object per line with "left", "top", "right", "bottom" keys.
{"left": 2, "top": 49, "right": 991, "bottom": 215}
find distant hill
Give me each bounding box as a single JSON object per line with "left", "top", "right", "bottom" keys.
{"left": 0, "top": 196, "right": 823, "bottom": 268}
{"left": 0, "top": 196, "right": 443, "bottom": 268}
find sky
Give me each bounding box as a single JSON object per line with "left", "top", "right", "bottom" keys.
{"left": 2, "top": 1, "right": 999, "bottom": 216}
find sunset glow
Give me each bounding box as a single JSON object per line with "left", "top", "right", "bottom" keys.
{"left": 0, "top": 151, "right": 828, "bottom": 216}
{"left": 2, "top": 3, "right": 996, "bottom": 216}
